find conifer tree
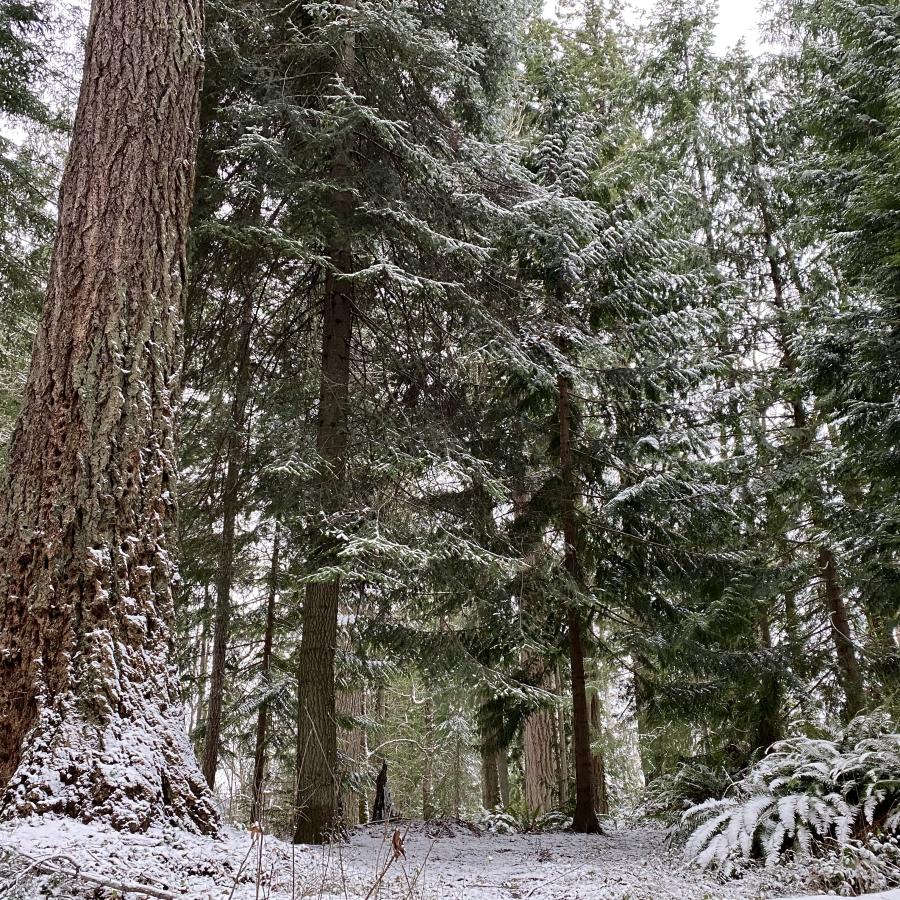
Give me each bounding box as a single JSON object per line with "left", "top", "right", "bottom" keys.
{"left": 0, "top": 0, "right": 216, "bottom": 832}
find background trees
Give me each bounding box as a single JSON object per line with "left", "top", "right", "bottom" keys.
{"left": 0, "top": 0, "right": 896, "bottom": 848}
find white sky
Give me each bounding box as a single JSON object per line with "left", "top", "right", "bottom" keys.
{"left": 709, "top": 0, "right": 762, "bottom": 52}
{"left": 543, "top": 0, "right": 763, "bottom": 54}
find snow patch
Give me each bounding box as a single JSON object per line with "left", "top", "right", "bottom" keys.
{"left": 0, "top": 816, "right": 842, "bottom": 898}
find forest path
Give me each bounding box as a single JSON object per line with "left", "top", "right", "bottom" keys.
{"left": 0, "top": 816, "right": 847, "bottom": 899}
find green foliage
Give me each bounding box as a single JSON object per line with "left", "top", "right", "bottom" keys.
{"left": 680, "top": 713, "right": 900, "bottom": 874}
{"left": 0, "top": 0, "right": 59, "bottom": 457}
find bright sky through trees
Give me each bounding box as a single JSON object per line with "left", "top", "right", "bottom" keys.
{"left": 543, "top": 0, "right": 763, "bottom": 52}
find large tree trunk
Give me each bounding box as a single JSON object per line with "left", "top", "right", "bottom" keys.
{"left": 249, "top": 523, "right": 280, "bottom": 825}
{"left": 521, "top": 626, "right": 554, "bottom": 815}
{"left": 0, "top": 0, "right": 215, "bottom": 832}
{"left": 201, "top": 290, "right": 255, "bottom": 787}
{"left": 524, "top": 702, "right": 555, "bottom": 815}
{"left": 294, "top": 6, "right": 356, "bottom": 841}
{"left": 558, "top": 374, "right": 600, "bottom": 834}
{"left": 479, "top": 705, "right": 502, "bottom": 811}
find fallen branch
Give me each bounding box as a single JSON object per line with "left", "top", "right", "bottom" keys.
{"left": 13, "top": 851, "right": 176, "bottom": 899}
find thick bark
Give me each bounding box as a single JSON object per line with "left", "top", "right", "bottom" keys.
{"left": 0, "top": 0, "right": 215, "bottom": 832}
{"left": 479, "top": 707, "right": 502, "bottom": 810}
{"left": 558, "top": 374, "right": 600, "bottom": 833}
{"left": 293, "top": 275, "right": 353, "bottom": 839}
{"left": 524, "top": 704, "right": 555, "bottom": 814}
{"left": 520, "top": 547, "right": 555, "bottom": 816}
{"left": 249, "top": 523, "right": 280, "bottom": 825}
{"left": 201, "top": 290, "right": 255, "bottom": 788}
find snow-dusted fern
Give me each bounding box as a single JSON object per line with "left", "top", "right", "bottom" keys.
{"left": 680, "top": 713, "right": 900, "bottom": 874}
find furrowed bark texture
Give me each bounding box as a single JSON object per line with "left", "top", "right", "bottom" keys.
{"left": 480, "top": 748, "right": 501, "bottom": 811}
{"left": 293, "top": 241, "right": 353, "bottom": 841}
{"left": 523, "top": 703, "right": 555, "bottom": 815}
{"left": 0, "top": 0, "right": 215, "bottom": 832}
{"left": 521, "top": 583, "right": 555, "bottom": 816}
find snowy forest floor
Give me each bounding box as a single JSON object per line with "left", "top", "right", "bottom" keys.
{"left": 2, "top": 816, "right": 899, "bottom": 900}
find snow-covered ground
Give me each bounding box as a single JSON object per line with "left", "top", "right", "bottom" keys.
{"left": 0, "top": 816, "right": 897, "bottom": 900}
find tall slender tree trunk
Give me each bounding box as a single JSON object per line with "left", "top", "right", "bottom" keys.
{"left": 422, "top": 697, "right": 435, "bottom": 820}
{"left": 558, "top": 374, "right": 600, "bottom": 834}
{"left": 192, "top": 583, "right": 212, "bottom": 750}
{"left": 755, "top": 609, "right": 782, "bottom": 752}
{"left": 742, "top": 91, "right": 865, "bottom": 722}
{"left": 249, "top": 523, "right": 280, "bottom": 825}
{"left": 358, "top": 693, "right": 370, "bottom": 824}
{"left": 454, "top": 730, "right": 462, "bottom": 819}
{"left": 0, "top": 0, "right": 215, "bottom": 832}
{"left": 819, "top": 548, "right": 864, "bottom": 719}
{"left": 201, "top": 290, "right": 255, "bottom": 787}
{"left": 294, "top": 3, "right": 357, "bottom": 844}
{"left": 633, "top": 662, "right": 658, "bottom": 785}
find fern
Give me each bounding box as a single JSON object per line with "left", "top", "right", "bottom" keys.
{"left": 681, "top": 713, "right": 900, "bottom": 872}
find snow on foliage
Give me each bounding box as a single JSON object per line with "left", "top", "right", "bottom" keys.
{"left": 680, "top": 712, "right": 900, "bottom": 883}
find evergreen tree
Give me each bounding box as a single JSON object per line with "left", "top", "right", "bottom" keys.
{"left": 0, "top": 0, "right": 215, "bottom": 831}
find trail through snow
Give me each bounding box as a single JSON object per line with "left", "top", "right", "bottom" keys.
{"left": 0, "top": 816, "right": 895, "bottom": 899}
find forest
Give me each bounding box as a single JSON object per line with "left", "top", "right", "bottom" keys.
{"left": 0, "top": 0, "right": 898, "bottom": 898}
